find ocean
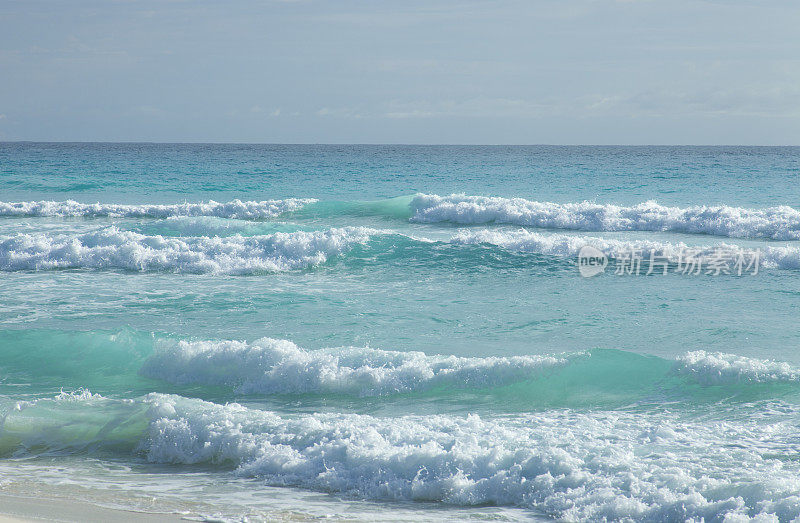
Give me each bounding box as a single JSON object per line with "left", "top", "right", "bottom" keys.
{"left": 1, "top": 143, "right": 800, "bottom": 521}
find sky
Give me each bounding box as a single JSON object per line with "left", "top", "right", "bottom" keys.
{"left": 1, "top": 0, "right": 799, "bottom": 144}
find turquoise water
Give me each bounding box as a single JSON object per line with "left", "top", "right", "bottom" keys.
{"left": 1, "top": 143, "right": 800, "bottom": 521}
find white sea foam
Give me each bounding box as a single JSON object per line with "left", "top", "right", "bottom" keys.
{"left": 412, "top": 194, "right": 800, "bottom": 240}
{"left": 135, "top": 216, "right": 300, "bottom": 237}
{"left": 140, "top": 338, "right": 568, "bottom": 395}
{"left": 452, "top": 228, "right": 800, "bottom": 270}
{"left": 0, "top": 227, "right": 375, "bottom": 273}
{"left": 0, "top": 199, "right": 316, "bottom": 219}
{"left": 144, "top": 395, "right": 800, "bottom": 520}
{"left": 2, "top": 225, "right": 799, "bottom": 273}
{"left": 453, "top": 229, "right": 688, "bottom": 258}
{"left": 141, "top": 335, "right": 800, "bottom": 396}
{"left": 9, "top": 392, "right": 800, "bottom": 521}
{"left": 675, "top": 350, "right": 800, "bottom": 385}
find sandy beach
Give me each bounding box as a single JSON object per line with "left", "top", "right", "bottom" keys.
{"left": 0, "top": 494, "right": 185, "bottom": 522}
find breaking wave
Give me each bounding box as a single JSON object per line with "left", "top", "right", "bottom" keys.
{"left": 0, "top": 227, "right": 376, "bottom": 273}
{"left": 5, "top": 328, "right": 800, "bottom": 405}
{"left": 676, "top": 350, "right": 800, "bottom": 385}
{"left": 4, "top": 225, "right": 800, "bottom": 274}
{"left": 139, "top": 336, "right": 800, "bottom": 400}
{"left": 453, "top": 229, "right": 800, "bottom": 270}
{"left": 411, "top": 194, "right": 800, "bottom": 240}
{"left": 3, "top": 391, "right": 800, "bottom": 521}
{"left": 4, "top": 226, "right": 800, "bottom": 273}
{"left": 140, "top": 337, "right": 570, "bottom": 396}
{"left": 0, "top": 199, "right": 316, "bottom": 219}
{"left": 8, "top": 195, "right": 800, "bottom": 243}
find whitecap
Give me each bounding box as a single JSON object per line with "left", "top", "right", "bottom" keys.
{"left": 413, "top": 193, "right": 800, "bottom": 240}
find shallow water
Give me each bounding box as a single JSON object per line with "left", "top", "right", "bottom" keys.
{"left": 1, "top": 143, "right": 800, "bottom": 520}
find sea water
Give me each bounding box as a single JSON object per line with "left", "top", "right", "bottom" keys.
{"left": 1, "top": 143, "right": 799, "bottom": 521}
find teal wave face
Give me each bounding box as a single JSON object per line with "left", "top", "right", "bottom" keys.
{"left": 0, "top": 329, "right": 163, "bottom": 399}
{"left": 292, "top": 196, "right": 416, "bottom": 221}
{"left": 0, "top": 391, "right": 150, "bottom": 458}
{"left": 0, "top": 329, "right": 230, "bottom": 401}
{"left": 487, "top": 348, "right": 800, "bottom": 410}
{"left": 3, "top": 329, "right": 800, "bottom": 412}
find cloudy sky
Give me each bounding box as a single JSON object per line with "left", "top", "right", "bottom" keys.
{"left": 1, "top": 0, "right": 798, "bottom": 144}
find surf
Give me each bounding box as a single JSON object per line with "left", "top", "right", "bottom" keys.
{"left": 411, "top": 193, "right": 800, "bottom": 240}
{"left": 4, "top": 226, "right": 800, "bottom": 273}
{"left": 3, "top": 390, "right": 800, "bottom": 521}
{"left": 0, "top": 198, "right": 317, "bottom": 219}
{"left": 0, "top": 226, "right": 379, "bottom": 273}
{"left": 4, "top": 329, "right": 800, "bottom": 409}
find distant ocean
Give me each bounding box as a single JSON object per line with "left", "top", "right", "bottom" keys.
{"left": 2, "top": 143, "right": 800, "bottom": 521}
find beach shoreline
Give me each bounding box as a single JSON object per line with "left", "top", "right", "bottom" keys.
{"left": 0, "top": 494, "right": 186, "bottom": 522}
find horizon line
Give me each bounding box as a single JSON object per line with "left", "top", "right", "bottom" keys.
{"left": 2, "top": 141, "right": 799, "bottom": 147}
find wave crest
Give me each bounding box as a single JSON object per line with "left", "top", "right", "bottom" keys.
{"left": 140, "top": 338, "right": 568, "bottom": 395}
{"left": 0, "top": 199, "right": 316, "bottom": 219}
{"left": 0, "top": 227, "right": 374, "bottom": 273}
{"left": 5, "top": 392, "right": 800, "bottom": 521}
{"left": 139, "top": 337, "right": 800, "bottom": 401}
{"left": 675, "top": 350, "right": 800, "bottom": 385}
{"left": 412, "top": 194, "right": 800, "bottom": 240}
{"left": 141, "top": 335, "right": 800, "bottom": 400}
{"left": 453, "top": 229, "right": 800, "bottom": 270}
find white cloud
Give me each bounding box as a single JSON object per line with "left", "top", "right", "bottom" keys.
{"left": 379, "top": 84, "right": 800, "bottom": 121}
{"left": 383, "top": 98, "right": 551, "bottom": 119}
{"left": 316, "top": 107, "right": 364, "bottom": 119}
{"left": 583, "top": 85, "right": 800, "bottom": 118}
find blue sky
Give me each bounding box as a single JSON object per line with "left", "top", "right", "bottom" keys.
{"left": 1, "top": 0, "right": 798, "bottom": 144}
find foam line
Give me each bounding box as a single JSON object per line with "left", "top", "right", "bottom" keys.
{"left": 0, "top": 199, "right": 316, "bottom": 219}
{"left": 412, "top": 193, "right": 800, "bottom": 240}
